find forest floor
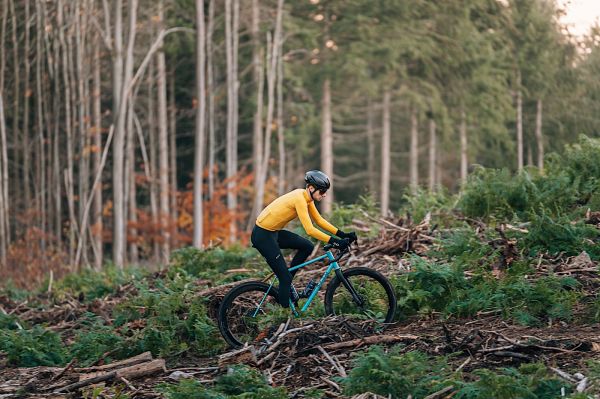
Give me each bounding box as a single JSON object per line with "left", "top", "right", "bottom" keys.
{"left": 2, "top": 215, "right": 600, "bottom": 398}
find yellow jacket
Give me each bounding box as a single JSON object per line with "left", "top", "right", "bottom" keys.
{"left": 256, "top": 189, "right": 338, "bottom": 242}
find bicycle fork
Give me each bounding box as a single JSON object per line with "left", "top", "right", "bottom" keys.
{"left": 334, "top": 268, "right": 365, "bottom": 307}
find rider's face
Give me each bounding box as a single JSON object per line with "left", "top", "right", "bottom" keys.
{"left": 310, "top": 186, "right": 327, "bottom": 201}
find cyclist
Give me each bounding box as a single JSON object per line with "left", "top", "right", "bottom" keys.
{"left": 251, "top": 170, "right": 357, "bottom": 308}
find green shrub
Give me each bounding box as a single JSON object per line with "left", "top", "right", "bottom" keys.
{"left": 0, "top": 326, "right": 67, "bottom": 366}
{"left": 523, "top": 212, "right": 599, "bottom": 258}
{"left": 342, "top": 346, "right": 451, "bottom": 398}
{"left": 458, "top": 167, "right": 538, "bottom": 220}
{"left": 546, "top": 135, "right": 600, "bottom": 203}
{"left": 395, "top": 257, "right": 469, "bottom": 317}
{"left": 393, "top": 257, "right": 580, "bottom": 325}
{"left": 113, "top": 274, "right": 224, "bottom": 358}
{"left": 53, "top": 265, "right": 145, "bottom": 302}
{"left": 330, "top": 194, "right": 382, "bottom": 239}
{"left": 0, "top": 313, "right": 23, "bottom": 330}
{"left": 170, "top": 246, "right": 258, "bottom": 283}
{"left": 69, "top": 314, "right": 128, "bottom": 366}
{"left": 435, "top": 226, "right": 494, "bottom": 267}
{"left": 401, "top": 187, "right": 455, "bottom": 225}
{"left": 454, "top": 363, "right": 569, "bottom": 399}
{"left": 159, "top": 365, "right": 288, "bottom": 399}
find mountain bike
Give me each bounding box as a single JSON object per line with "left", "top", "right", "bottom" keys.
{"left": 217, "top": 243, "right": 397, "bottom": 348}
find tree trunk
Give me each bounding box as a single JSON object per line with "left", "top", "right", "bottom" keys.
{"left": 516, "top": 69, "right": 523, "bottom": 171}
{"left": 320, "top": 78, "right": 333, "bottom": 214}
{"left": 112, "top": 0, "right": 138, "bottom": 268}
{"left": 428, "top": 117, "right": 436, "bottom": 191}
{"left": 147, "top": 57, "right": 160, "bottom": 262}
{"left": 252, "top": 0, "right": 263, "bottom": 197}
{"left": 92, "top": 29, "right": 103, "bottom": 270}
{"left": 367, "top": 100, "right": 376, "bottom": 194}
{"left": 460, "top": 106, "right": 467, "bottom": 182}
{"left": 249, "top": 0, "right": 283, "bottom": 230}
{"left": 76, "top": 0, "right": 90, "bottom": 268}
{"left": 535, "top": 98, "right": 544, "bottom": 170}
{"left": 276, "top": 36, "right": 285, "bottom": 196}
{"left": 169, "top": 67, "right": 178, "bottom": 249}
{"left": 127, "top": 98, "right": 138, "bottom": 263}
{"left": 207, "top": 0, "right": 216, "bottom": 200}
{"left": 9, "top": 0, "right": 20, "bottom": 223}
{"left": 225, "top": 0, "right": 240, "bottom": 243}
{"left": 380, "top": 90, "right": 390, "bottom": 216}
{"left": 23, "top": 0, "right": 31, "bottom": 213}
{"left": 35, "top": 0, "right": 47, "bottom": 263}
{"left": 58, "top": 0, "right": 77, "bottom": 266}
{"left": 193, "top": 0, "right": 206, "bottom": 249}
{"left": 0, "top": 93, "right": 6, "bottom": 266}
{"left": 157, "top": 0, "right": 170, "bottom": 264}
{"left": 112, "top": 0, "right": 125, "bottom": 267}
{"left": 409, "top": 106, "right": 418, "bottom": 194}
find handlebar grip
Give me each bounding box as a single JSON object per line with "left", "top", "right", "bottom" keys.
{"left": 323, "top": 243, "right": 333, "bottom": 251}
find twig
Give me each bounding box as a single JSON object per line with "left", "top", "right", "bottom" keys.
{"left": 551, "top": 367, "right": 578, "bottom": 383}
{"left": 424, "top": 385, "right": 454, "bottom": 399}
{"left": 455, "top": 357, "right": 471, "bottom": 372}
{"left": 317, "top": 346, "right": 347, "bottom": 377}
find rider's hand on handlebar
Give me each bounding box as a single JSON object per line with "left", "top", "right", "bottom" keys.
{"left": 337, "top": 229, "right": 358, "bottom": 244}
{"left": 329, "top": 236, "right": 350, "bottom": 251}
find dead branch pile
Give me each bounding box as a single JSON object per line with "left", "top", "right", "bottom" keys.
{"left": 0, "top": 351, "right": 166, "bottom": 398}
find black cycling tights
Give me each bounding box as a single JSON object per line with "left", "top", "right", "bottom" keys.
{"left": 251, "top": 225, "right": 314, "bottom": 308}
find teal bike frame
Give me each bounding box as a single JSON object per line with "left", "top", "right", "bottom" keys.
{"left": 257, "top": 250, "right": 340, "bottom": 317}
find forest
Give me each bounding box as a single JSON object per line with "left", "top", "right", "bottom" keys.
{"left": 2, "top": 0, "right": 600, "bottom": 397}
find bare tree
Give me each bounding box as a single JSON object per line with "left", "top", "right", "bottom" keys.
{"left": 0, "top": 0, "right": 8, "bottom": 266}
{"left": 169, "top": 67, "right": 178, "bottom": 248}
{"left": 193, "top": 0, "right": 207, "bottom": 248}
{"left": 112, "top": 0, "right": 125, "bottom": 267}
{"left": 428, "top": 116, "right": 436, "bottom": 191}
{"left": 380, "top": 90, "right": 390, "bottom": 216}
{"left": 276, "top": 33, "right": 285, "bottom": 196}
{"left": 460, "top": 106, "right": 467, "bottom": 182}
{"left": 23, "top": 0, "right": 32, "bottom": 211}
{"left": 58, "top": 0, "right": 77, "bottom": 266}
{"left": 0, "top": 93, "right": 6, "bottom": 266}
{"left": 225, "top": 0, "right": 240, "bottom": 242}
{"left": 252, "top": 0, "right": 264, "bottom": 197}
{"left": 157, "top": 0, "right": 170, "bottom": 264}
{"left": 516, "top": 69, "right": 523, "bottom": 171}
{"left": 207, "top": 0, "right": 216, "bottom": 200}
{"left": 250, "top": 0, "right": 283, "bottom": 226}
{"left": 367, "top": 101, "right": 376, "bottom": 194}
{"left": 320, "top": 78, "right": 333, "bottom": 214}
{"left": 409, "top": 107, "right": 418, "bottom": 194}
{"left": 147, "top": 57, "right": 160, "bottom": 261}
{"left": 35, "top": 0, "right": 47, "bottom": 262}
{"left": 92, "top": 29, "right": 103, "bottom": 270}
{"left": 112, "top": 0, "right": 138, "bottom": 267}
{"left": 535, "top": 98, "right": 544, "bottom": 170}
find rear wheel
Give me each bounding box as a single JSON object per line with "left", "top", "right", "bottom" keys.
{"left": 217, "top": 281, "right": 288, "bottom": 348}
{"left": 324, "top": 267, "right": 396, "bottom": 323}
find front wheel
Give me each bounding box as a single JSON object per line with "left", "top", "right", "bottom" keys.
{"left": 218, "top": 281, "right": 288, "bottom": 348}
{"left": 324, "top": 267, "right": 396, "bottom": 323}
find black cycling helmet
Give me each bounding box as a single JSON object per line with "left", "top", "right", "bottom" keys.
{"left": 305, "top": 170, "right": 331, "bottom": 193}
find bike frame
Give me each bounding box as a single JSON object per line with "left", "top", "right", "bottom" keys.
{"left": 258, "top": 250, "right": 340, "bottom": 316}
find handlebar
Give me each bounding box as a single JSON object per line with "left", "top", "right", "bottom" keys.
{"left": 324, "top": 241, "right": 356, "bottom": 263}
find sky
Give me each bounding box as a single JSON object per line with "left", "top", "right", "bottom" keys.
{"left": 559, "top": 0, "right": 600, "bottom": 37}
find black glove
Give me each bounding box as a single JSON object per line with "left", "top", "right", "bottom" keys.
{"left": 337, "top": 229, "right": 358, "bottom": 244}
{"left": 329, "top": 236, "right": 350, "bottom": 251}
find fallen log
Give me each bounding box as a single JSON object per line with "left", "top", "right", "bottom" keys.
{"left": 56, "top": 359, "right": 166, "bottom": 393}
{"left": 218, "top": 345, "right": 258, "bottom": 368}
{"left": 74, "top": 351, "right": 153, "bottom": 373}
{"left": 322, "top": 334, "right": 419, "bottom": 351}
